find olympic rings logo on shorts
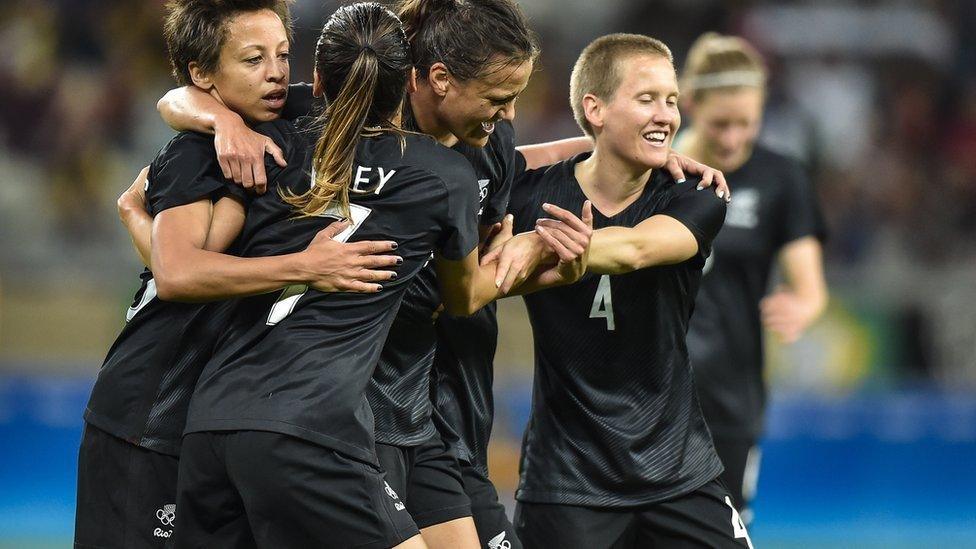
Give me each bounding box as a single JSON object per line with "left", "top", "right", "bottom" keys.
{"left": 156, "top": 504, "right": 176, "bottom": 527}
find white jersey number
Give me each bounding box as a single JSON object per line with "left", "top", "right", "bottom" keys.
{"left": 589, "top": 274, "right": 615, "bottom": 331}
{"left": 266, "top": 203, "right": 372, "bottom": 326}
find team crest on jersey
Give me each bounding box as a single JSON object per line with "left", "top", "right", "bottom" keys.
{"left": 477, "top": 179, "right": 491, "bottom": 202}
{"left": 477, "top": 179, "right": 490, "bottom": 216}
{"left": 725, "top": 188, "right": 759, "bottom": 229}
{"left": 153, "top": 503, "right": 175, "bottom": 538}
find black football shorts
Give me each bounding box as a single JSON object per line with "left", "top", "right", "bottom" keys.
{"left": 174, "top": 431, "right": 419, "bottom": 549}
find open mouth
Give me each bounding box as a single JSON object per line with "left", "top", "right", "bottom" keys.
{"left": 642, "top": 130, "right": 669, "bottom": 147}
{"left": 262, "top": 89, "right": 287, "bottom": 109}
{"left": 481, "top": 121, "right": 496, "bottom": 134}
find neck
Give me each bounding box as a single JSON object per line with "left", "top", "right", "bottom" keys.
{"left": 575, "top": 146, "right": 653, "bottom": 216}
{"left": 408, "top": 87, "right": 458, "bottom": 148}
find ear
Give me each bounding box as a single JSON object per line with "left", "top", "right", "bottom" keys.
{"left": 680, "top": 95, "right": 695, "bottom": 117}
{"left": 426, "top": 62, "right": 451, "bottom": 97}
{"left": 582, "top": 93, "right": 605, "bottom": 132}
{"left": 312, "top": 71, "right": 324, "bottom": 97}
{"left": 188, "top": 62, "right": 214, "bottom": 90}
{"left": 406, "top": 67, "right": 418, "bottom": 95}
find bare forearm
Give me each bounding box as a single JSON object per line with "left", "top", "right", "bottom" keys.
{"left": 587, "top": 227, "right": 644, "bottom": 274}
{"left": 781, "top": 237, "right": 828, "bottom": 320}
{"left": 517, "top": 137, "right": 593, "bottom": 170}
{"left": 154, "top": 247, "right": 310, "bottom": 303}
{"left": 120, "top": 205, "right": 153, "bottom": 268}
{"left": 158, "top": 86, "right": 236, "bottom": 134}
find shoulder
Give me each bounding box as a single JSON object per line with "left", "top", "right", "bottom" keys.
{"left": 154, "top": 131, "right": 214, "bottom": 162}
{"left": 661, "top": 170, "right": 727, "bottom": 216}
{"left": 402, "top": 134, "right": 479, "bottom": 190}
{"left": 149, "top": 131, "right": 218, "bottom": 181}
{"left": 488, "top": 119, "right": 517, "bottom": 151}
{"left": 252, "top": 119, "right": 300, "bottom": 148}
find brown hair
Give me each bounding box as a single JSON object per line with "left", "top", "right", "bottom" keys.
{"left": 396, "top": 0, "right": 539, "bottom": 81}
{"left": 570, "top": 33, "right": 673, "bottom": 137}
{"left": 283, "top": 2, "right": 412, "bottom": 219}
{"left": 681, "top": 32, "right": 767, "bottom": 101}
{"left": 163, "top": 0, "right": 293, "bottom": 86}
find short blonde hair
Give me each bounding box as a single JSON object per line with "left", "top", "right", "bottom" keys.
{"left": 569, "top": 33, "right": 673, "bottom": 136}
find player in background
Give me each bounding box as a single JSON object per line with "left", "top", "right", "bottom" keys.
{"left": 75, "top": 1, "right": 405, "bottom": 547}
{"left": 149, "top": 4, "right": 590, "bottom": 547}
{"left": 152, "top": 3, "right": 728, "bottom": 548}
{"left": 502, "top": 33, "right": 753, "bottom": 548}
{"left": 678, "top": 33, "right": 828, "bottom": 524}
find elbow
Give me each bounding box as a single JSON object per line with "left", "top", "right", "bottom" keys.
{"left": 441, "top": 292, "right": 484, "bottom": 317}
{"left": 153, "top": 271, "right": 182, "bottom": 302}
{"left": 611, "top": 246, "right": 646, "bottom": 274}
{"left": 153, "top": 266, "right": 194, "bottom": 302}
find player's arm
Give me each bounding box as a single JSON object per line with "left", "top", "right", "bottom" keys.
{"left": 515, "top": 138, "right": 728, "bottom": 200}
{"left": 574, "top": 188, "right": 727, "bottom": 275}
{"left": 440, "top": 202, "right": 592, "bottom": 307}
{"left": 117, "top": 167, "right": 238, "bottom": 268}
{"left": 517, "top": 137, "right": 593, "bottom": 170}
{"left": 151, "top": 200, "right": 399, "bottom": 302}
{"left": 157, "top": 86, "right": 287, "bottom": 193}
{"left": 583, "top": 216, "right": 701, "bottom": 274}
{"left": 118, "top": 167, "right": 153, "bottom": 268}
{"left": 760, "top": 236, "right": 828, "bottom": 343}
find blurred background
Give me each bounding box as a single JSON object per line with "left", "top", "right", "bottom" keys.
{"left": 1, "top": 0, "right": 974, "bottom": 547}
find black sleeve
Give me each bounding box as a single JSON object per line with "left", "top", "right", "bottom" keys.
{"left": 507, "top": 166, "right": 547, "bottom": 235}
{"left": 436, "top": 161, "right": 482, "bottom": 260}
{"left": 281, "top": 83, "right": 314, "bottom": 120}
{"left": 778, "top": 159, "right": 827, "bottom": 246}
{"left": 481, "top": 121, "right": 519, "bottom": 225}
{"left": 147, "top": 133, "right": 231, "bottom": 214}
{"left": 661, "top": 182, "right": 728, "bottom": 261}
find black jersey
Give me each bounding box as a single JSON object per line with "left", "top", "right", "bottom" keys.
{"left": 688, "top": 145, "right": 826, "bottom": 439}
{"left": 84, "top": 132, "right": 235, "bottom": 456}
{"left": 509, "top": 154, "right": 727, "bottom": 507}
{"left": 183, "top": 118, "right": 481, "bottom": 465}
{"left": 368, "top": 116, "right": 524, "bottom": 448}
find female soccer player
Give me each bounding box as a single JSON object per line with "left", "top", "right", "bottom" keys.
{"left": 504, "top": 33, "right": 753, "bottom": 548}
{"left": 75, "top": 2, "right": 402, "bottom": 547}
{"left": 678, "top": 33, "right": 828, "bottom": 523}
{"left": 154, "top": 4, "right": 589, "bottom": 547}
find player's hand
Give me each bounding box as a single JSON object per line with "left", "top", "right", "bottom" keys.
{"left": 760, "top": 286, "right": 818, "bottom": 343}
{"left": 532, "top": 200, "right": 594, "bottom": 286}
{"left": 482, "top": 220, "right": 555, "bottom": 294}
{"left": 213, "top": 112, "right": 287, "bottom": 195}
{"left": 481, "top": 214, "right": 515, "bottom": 257}
{"left": 664, "top": 150, "right": 730, "bottom": 203}
{"left": 117, "top": 166, "right": 150, "bottom": 223}
{"left": 300, "top": 221, "right": 401, "bottom": 293}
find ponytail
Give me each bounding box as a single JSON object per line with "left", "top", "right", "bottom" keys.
{"left": 283, "top": 2, "right": 412, "bottom": 219}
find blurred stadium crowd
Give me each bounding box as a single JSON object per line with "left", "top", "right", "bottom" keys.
{"left": 1, "top": 0, "right": 975, "bottom": 379}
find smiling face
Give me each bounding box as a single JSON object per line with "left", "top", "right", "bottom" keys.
{"left": 192, "top": 9, "right": 290, "bottom": 125}
{"left": 590, "top": 54, "right": 680, "bottom": 171}
{"left": 436, "top": 56, "right": 533, "bottom": 147}
{"left": 689, "top": 87, "right": 764, "bottom": 172}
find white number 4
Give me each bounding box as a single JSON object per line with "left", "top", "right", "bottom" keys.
{"left": 589, "top": 274, "right": 615, "bottom": 331}
{"left": 725, "top": 496, "right": 754, "bottom": 549}
{"left": 266, "top": 203, "right": 372, "bottom": 326}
